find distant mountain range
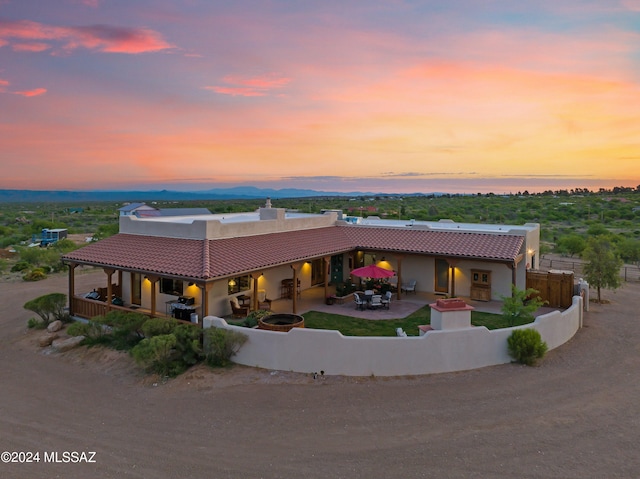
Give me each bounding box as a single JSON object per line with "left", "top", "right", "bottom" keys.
{"left": 0, "top": 186, "right": 436, "bottom": 203}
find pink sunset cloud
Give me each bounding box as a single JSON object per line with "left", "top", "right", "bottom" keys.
{"left": 13, "top": 87, "right": 47, "bottom": 97}
{"left": 205, "top": 74, "right": 291, "bottom": 97}
{"left": 0, "top": 19, "right": 174, "bottom": 54}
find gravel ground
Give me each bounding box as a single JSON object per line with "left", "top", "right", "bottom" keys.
{"left": 1, "top": 270, "right": 639, "bottom": 479}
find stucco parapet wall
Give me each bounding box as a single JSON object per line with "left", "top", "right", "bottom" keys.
{"left": 202, "top": 295, "right": 582, "bottom": 377}
{"left": 119, "top": 210, "right": 338, "bottom": 239}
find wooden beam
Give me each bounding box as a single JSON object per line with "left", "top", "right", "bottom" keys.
{"left": 67, "top": 262, "right": 77, "bottom": 316}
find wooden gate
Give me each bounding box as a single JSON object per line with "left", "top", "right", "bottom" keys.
{"left": 526, "top": 270, "right": 574, "bottom": 308}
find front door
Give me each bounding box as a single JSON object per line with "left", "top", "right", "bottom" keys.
{"left": 435, "top": 258, "right": 449, "bottom": 293}
{"left": 131, "top": 272, "right": 142, "bottom": 306}
{"left": 311, "top": 258, "right": 324, "bottom": 286}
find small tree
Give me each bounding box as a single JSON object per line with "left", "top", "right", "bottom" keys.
{"left": 582, "top": 237, "right": 623, "bottom": 303}
{"left": 23, "top": 293, "right": 67, "bottom": 326}
{"left": 556, "top": 234, "right": 586, "bottom": 257}
{"left": 501, "top": 285, "right": 545, "bottom": 327}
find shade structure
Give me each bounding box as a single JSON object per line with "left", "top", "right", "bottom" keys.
{"left": 350, "top": 264, "right": 395, "bottom": 279}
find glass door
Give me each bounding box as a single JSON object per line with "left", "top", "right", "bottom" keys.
{"left": 435, "top": 258, "right": 449, "bottom": 293}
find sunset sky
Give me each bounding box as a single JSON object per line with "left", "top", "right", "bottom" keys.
{"left": 1, "top": 0, "right": 639, "bottom": 194}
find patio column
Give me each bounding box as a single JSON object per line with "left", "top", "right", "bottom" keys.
{"left": 199, "top": 281, "right": 213, "bottom": 322}
{"left": 67, "top": 262, "right": 77, "bottom": 316}
{"left": 323, "top": 256, "right": 331, "bottom": 299}
{"left": 146, "top": 275, "right": 159, "bottom": 317}
{"left": 291, "top": 262, "right": 304, "bottom": 314}
{"left": 395, "top": 254, "right": 405, "bottom": 300}
{"left": 104, "top": 268, "right": 115, "bottom": 313}
{"left": 251, "top": 272, "right": 262, "bottom": 311}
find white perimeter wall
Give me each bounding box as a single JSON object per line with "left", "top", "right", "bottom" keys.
{"left": 203, "top": 296, "right": 583, "bottom": 377}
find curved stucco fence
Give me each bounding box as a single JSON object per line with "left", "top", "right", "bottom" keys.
{"left": 203, "top": 296, "right": 583, "bottom": 377}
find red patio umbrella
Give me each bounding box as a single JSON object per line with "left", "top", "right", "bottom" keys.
{"left": 350, "top": 264, "right": 395, "bottom": 279}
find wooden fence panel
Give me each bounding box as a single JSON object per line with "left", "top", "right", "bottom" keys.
{"left": 526, "top": 271, "right": 574, "bottom": 308}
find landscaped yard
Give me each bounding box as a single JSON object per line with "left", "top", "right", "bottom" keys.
{"left": 302, "top": 305, "right": 534, "bottom": 336}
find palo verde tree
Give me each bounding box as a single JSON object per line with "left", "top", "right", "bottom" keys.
{"left": 501, "top": 285, "right": 546, "bottom": 327}
{"left": 582, "top": 236, "right": 623, "bottom": 303}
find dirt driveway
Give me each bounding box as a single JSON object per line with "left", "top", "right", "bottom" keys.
{"left": 1, "top": 271, "right": 639, "bottom": 478}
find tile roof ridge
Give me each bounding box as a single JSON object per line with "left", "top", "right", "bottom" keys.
{"left": 202, "top": 239, "right": 211, "bottom": 279}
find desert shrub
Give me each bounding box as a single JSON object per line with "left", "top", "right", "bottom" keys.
{"left": 501, "top": 286, "right": 545, "bottom": 327}
{"left": 507, "top": 328, "right": 548, "bottom": 366}
{"left": 141, "top": 317, "right": 180, "bottom": 338}
{"left": 172, "top": 324, "right": 203, "bottom": 369}
{"left": 244, "top": 309, "right": 271, "bottom": 328}
{"left": 11, "top": 260, "right": 30, "bottom": 272}
{"left": 23, "top": 268, "right": 48, "bottom": 282}
{"left": 131, "top": 334, "right": 178, "bottom": 376}
{"left": 100, "top": 310, "right": 149, "bottom": 349}
{"left": 203, "top": 327, "right": 248, "bottom": 367}
{"left": 0, "top": 259, "right": 7, "bottom": 273}
{"left": 67, "top": 321, "right": 91, "bottom": 337}
{"left": 23, "top": 293, "right": 67, "bottom": 325}
{"left": 27, "top": 317, "right": 47, "bottom": 329}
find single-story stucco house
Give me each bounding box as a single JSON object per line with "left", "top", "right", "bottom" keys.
{"left": 62, "top": 200, "right": 540, "bottom": 324}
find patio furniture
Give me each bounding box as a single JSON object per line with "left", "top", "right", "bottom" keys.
{"left": 230, "top": 298, "right": 249, "bottom": 318}
{"left": 257, "top": 289, "right": 272, "bottom": 310}
{"left": 354, "top": 293, "right": 366, "bottom": 311}
{"left": 401, "top": 279, "right": 417, "bottom": 294}
{"left": 369, "top": 294, "right": 383, "bottom": 309}
{"left": 380, "top": 291, "right": 392, "bottom": 309}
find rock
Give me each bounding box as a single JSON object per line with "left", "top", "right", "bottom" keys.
{"left": 47, "top": 320, "right": 63, "bottom": 333}
{"left": 52, "top": 336, "right": 85, "bottom": 352}
{"left": 38, "top": 333, "right": 59, "bottom": 347}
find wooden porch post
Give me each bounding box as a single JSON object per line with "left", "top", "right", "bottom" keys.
{"left": 201, "top": 281, "right": 213, "bottom": 321}
{"left": 251, "top": 272, "right": 262, "bottom": 311}
{"left": 291, "top": 262, "right": 303, "bottom": 314}
{"left": 146, "top": 275, "right": 159, "bottom": 317}
{"left": 68, "top": 262, "right": 77, "bottom": 316}
{"left": 448, "top": 259, "right": 459, "bottom": 298}
{"left": 323, "top": 256, "right": 331, "bottom": 299}
{"left": 104, "top": 268, "right": 115, "bottom": 313}
{"left": 395, "top": 255, "right": 405, "bottom": 300}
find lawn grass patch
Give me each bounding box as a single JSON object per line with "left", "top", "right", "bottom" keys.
{"left": 303, "top": 306, "right": 532, "bottom": 336}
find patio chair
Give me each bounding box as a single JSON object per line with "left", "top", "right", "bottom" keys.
{"left": 230, "top": 298, "right": 249, "bottom": 318}
{"left": 354, "top": 293, "right": 366, "bottom": 311}
{"left": 401, "top": 279, "right": 417, "bottom": 294}
{"left": 369, "top": 294, "right": 383, "bottom": 309}
{"left": 381, "top": 291, "right": 392, "bottom": 309}
{"left": 257, "top": 289, "right": 272, "bottom": 310}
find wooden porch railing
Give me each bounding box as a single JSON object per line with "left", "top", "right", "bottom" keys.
{"left": 71, "top": 296, "right": 167, "bottom": 320}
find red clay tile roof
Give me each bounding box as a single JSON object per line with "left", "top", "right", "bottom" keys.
{"left": 63, "top": 225, "right": 524, "bottom": 280}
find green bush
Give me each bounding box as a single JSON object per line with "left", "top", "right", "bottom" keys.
{"left": 203, "top": 327, "right": 247, "bottom": 367}
{"left": 11, "top": 260, "right": 30, "bottom": 272}
{"left": 27, "top": 317, "right": 47, "bottom": 329}
{"left": 243, "top": 309, "right": 271, "bottom": 328}
{"left": 131, "top": 334, "right": 178, "bottom": 376}
{"left": 23, "top": 268, "right": 48, "bottom": 281}
{"left": 507, "top": 328, "right": 548, "bottom": 366}
{"left": 141, "top": 317, "right": 180, "bottom": 338}
{"left": 23, "top": 293, "right": 67, "bottom": 325}
{"left": 67, "top": 321, "right": 91, "bottom": 337}
{"left": 173, "top": 324, "right": 203, "bottom": 369}
{"left": 99, "top": 310, "right": 149, "bottom": 349}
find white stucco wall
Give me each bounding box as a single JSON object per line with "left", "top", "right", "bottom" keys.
{"left": 203, "top": 296, "right": 582, "bottom": 377}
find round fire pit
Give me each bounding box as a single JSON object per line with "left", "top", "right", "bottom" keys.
{"left": 258, "top": 313, "right": 304, "bottom": 332}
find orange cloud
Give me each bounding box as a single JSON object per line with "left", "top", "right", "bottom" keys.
{"left": 0, "top": 19, "right": 174, "bottom": 54}
{"left": 0, "top": 78, "right": 8, "bottom": 92}
{"left": 12, "top": 42, "right": 50, "bottom": 52}
{"left": 205, "top": 74, "right": 291, "bottom": 97}
{"left": 13, "top": 88, "right": 47, "bottom": 97}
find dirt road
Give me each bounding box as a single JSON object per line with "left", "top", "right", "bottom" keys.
{"left": 1, "top": 271, "right": 639, "bottom": 478}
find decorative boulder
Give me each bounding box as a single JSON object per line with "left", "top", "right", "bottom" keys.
{"left": 38, "top": 333, "right": 59, "bottom": 347}
{"left": 47, "top": 320, "right": 63, "bottom": 333}
{"left": 52, "top": 336, "right": 85, "bottom": 352}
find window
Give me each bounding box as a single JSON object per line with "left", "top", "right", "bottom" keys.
{"left": 160, "top": 278, "right": 183, "bottom": 296}
{"left": 228, "top": 275, "right": 251, "bottom": 295}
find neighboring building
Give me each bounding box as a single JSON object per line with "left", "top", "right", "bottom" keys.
{"left": 118, "top": 203, "right": 156, "bottom": 216}
{"left": 63, "top": 201, "right": 539, "bottom": 324}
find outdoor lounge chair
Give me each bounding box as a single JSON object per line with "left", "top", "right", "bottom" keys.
{"left": 230, "top": 298, "right": 249, "bottom": 318}
{"left": 381, "top": 291, "right": 392, "bottom": 309}
{"left": 257, "top": 289, "right": 272, "bottom": 310}
{"left": 354, "top": 293, "right": 366, "bottom": 311}
{"left": 401, "top": 279, "right": 417, "bottom": 294}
